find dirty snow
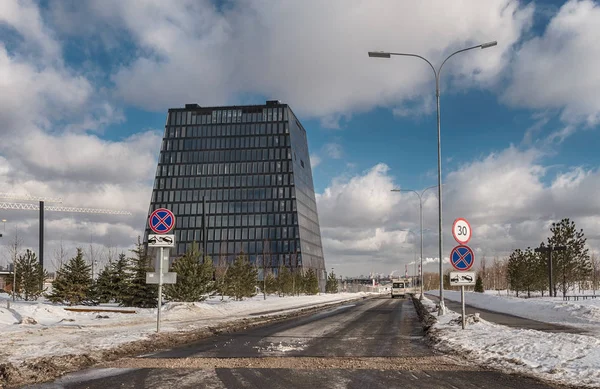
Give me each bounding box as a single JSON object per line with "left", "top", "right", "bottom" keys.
{"left": 422, "top": 296, "right": 600, "bottom": 388}
{"left": 427, "top": 289, "right": 600, "bottom": 333}
{"left": 0, "top": 292, "right": 368, "bottom": 365}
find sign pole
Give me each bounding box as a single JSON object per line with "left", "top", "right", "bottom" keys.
{"left": 450, "top": 217, "right": 474, "bottom": 330}
{"left": 548, "top": 249, "right": 553, "bottom": 297}
{"left": 461, "top": 285, "right": 466, "bottom": 329}
{"left": 157, "top": 246, "right": 163, "bottom": 333}
{"left": 147, "top": 207, "right": 177, "bottom": 332}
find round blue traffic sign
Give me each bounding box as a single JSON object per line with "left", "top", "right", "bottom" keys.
{"left": 450, "top": 245, "right": 475, "bottom": 271}
{"left": 149, "top": 208, "right": 175, "bottom": 234}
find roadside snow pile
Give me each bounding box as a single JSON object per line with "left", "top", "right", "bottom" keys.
{"left": 421, "top": 296, "right": 600, "bottom": 388}
{"left": 428, "top": 289, "right": 600, "bottom": 328}
{"left": 0, "top": 292, "right": 367, "bottom": 366}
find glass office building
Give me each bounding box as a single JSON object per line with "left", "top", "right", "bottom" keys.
{"left": 144, "top": 100, "right": 326, "bottom": 289}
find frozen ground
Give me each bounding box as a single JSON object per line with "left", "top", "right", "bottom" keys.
{"left": 0, "top": 292, "right": 369, "bottom": 366}
{"left": 421, "top": 293, "right": 600, "bottom": 388}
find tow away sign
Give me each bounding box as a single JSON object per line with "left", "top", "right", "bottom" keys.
{"left": 148, "top": 234, "right": 175, "bottom": 247}
{"left": 450, "top": 271, "right": 476, "bottom": 286}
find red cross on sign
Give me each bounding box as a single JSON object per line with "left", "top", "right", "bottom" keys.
{"left": 149, "top": 208, "right": 176, "bottom": 234}
{"left": 450, "top": 245, "right": 475, "bottom": 271}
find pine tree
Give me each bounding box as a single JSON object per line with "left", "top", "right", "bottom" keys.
{"left": 164, "top": 243, "right": 215, "bottom": 302}
{"left": 47, "top": 248, "right": 92, "bottom": 305}
{"left": 121, "top": 237, "right": 157, "bottom": 308}
{"left": 277, "top": 265, "right": 293, "bottom": 296}
{"left": 303, "top": 268, "right": 319, "bottom": 295}
{"left": 85, "top": 279, "right": 101, "bottom": 306}
{"left": 113, "top": 253, "right": 132, "bottom": 303}
{"left": 507, "top": 249, "right": 526, "bottom": 297}
{"left": 96, "top": 253, "right": 131, "bottom": 304}
{"left": 293, "top": 271, "right": 304, "bottom": 296}
{"left": 547, "top": 218, "right": 591, "bottom": 297}
{"left": 523, "top": 247, "right": 546, "bottom": 297}
{"left": 265, "top": 272, "right": 278, "bottom": 294}
{"left": 326, "top": 270, "right": 339, "bottom": 293}
{"left": 95, "top": 263, "right": 115, "bottom": 304}
{"left": 474, "top": 275, "right": 484, "bottom": 293}
{"left": 214, "top": 246, "right": 229, "bottom": 301}
{"left": 225, "top": 253, "right": 258, "bottom": 300}
{"left": 14, "top": 250, "right": 47, "bottom": 301}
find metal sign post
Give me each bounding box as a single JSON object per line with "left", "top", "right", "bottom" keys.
{"left": 461, "top": 285, "right": 465, "bottom": 329}
{"left": 450, "top": 271, "right": 476, "bottom": 329}
{"left": 451, "top": 217, "right": 474, "bottom": 330}
{"left": 147, "top": 208, "right": 177, "bottom": 333}
{"left": 157, "top": 247, "right": 163, "bottom": 332}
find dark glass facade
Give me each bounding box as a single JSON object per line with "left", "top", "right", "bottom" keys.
{"left": 144, "top": 101, "right": 326, "bottom": 289}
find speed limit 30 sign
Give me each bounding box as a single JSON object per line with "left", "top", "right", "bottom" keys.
{"left": 452, "top": 218, "right": 472, "bottom": 245}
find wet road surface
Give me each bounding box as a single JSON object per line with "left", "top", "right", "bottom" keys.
{"left": 26, "top": 296, "right": 568, "bottom": 389}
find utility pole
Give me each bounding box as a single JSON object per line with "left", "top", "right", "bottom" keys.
{"left": 39, "top": 200, "right": 44, "bottom": 289}
{"left": 534, "top": 245, "right": 567, "bottom": 297}
{"left": 202, "top": 195, "right": 207, "bottom": 256}
{"left": 0, "top": 193, "right": 130, "bottom": 289}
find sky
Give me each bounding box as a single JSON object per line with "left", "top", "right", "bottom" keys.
{"left": 0, "top": 0, "right": 599, "bottom": 278}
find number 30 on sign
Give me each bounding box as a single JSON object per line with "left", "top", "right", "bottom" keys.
{"left": 452, "top": 218, "right": 472, "bottom": 245}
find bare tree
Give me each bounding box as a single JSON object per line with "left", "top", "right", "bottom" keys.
{"left": 85, "top": 236, "right": 103, "bottom": 280}
{"left": 423, "top": 271, "right": 439, "bottom": 291}
{"left": 52, "top": 237, "right": 69, "bottom": 272}
{"left": 6, "top": 227, "right": 24, "bottom": 301}
{"left": 104, "top": 243, "right": 118, "bottom": 265}
{"left": 479, "top": 255, "right": 488, "bottom": 289}
{"left": 490, "top": 256, "right": 509, "bottom": 293}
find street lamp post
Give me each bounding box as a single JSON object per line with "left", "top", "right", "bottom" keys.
{"left": 369, "top": 40, "right": 497, "bottom": 315}
{"left": 391, "top": 185, "right": 438, "bottom": 299}
{"left": 534, "top": 245, "right": 567, "bottom": 297}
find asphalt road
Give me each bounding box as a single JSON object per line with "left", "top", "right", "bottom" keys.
{"left": 426, "top": 294, "right": 583, "bottom": 333}
{"left": 26, "top": 296, "right": 567, "bottom": 389}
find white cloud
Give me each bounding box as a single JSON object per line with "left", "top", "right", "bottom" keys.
{"left": 0, "top": 1, "right": 154, "bottom": 270}
{"left": 323, "top": 143, "right": 343, "bottom": 159}
{"left": 317, "top": 164, "right": 401, "bottom": 229}
{"left": 48, "top": 0, "right": 533, "bottom": 120}
{"left": 504, "top": 0, "right": 600, "bottom": 126}
{"left": 0, "top": 0, "right": 61, "bottom": 59}
{"left": 316, "top": 146, "right": 600, "bottom": 277}
{"left": 310, "top": 154, "right": 322, "bottom": 169}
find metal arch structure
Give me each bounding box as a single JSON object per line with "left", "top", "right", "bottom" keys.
{"left": 0, "top": 193, "right": 63, "bottom": 203}
{"left": 0, "top": 202, "right": 132, "bottom": 215}
{"left": 0, "top": 200, "right": 132, "bottom": 283}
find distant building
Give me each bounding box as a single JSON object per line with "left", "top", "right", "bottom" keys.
{"left": 145, "top": 101, "right": 326, "bottom": 289}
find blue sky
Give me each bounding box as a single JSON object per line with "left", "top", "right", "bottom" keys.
{"left": 1, "top": 0, "right": 599, "bottom": 277}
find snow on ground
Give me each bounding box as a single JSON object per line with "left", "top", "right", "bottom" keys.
{"left": 0, "top": 292, "right": 369, "bottom": 365}
{"left": 421, "top": 296, "right": 600, "bottom": 388}
{"left": 427, "top": 289, "right": 600, "bottom": 332}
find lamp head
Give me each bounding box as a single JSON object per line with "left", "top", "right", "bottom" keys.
{"left": 480, "top": 41, "right": 498, "bottom": 49}
{"left": 368, "top": 51, "right": 392, "bottom": 58}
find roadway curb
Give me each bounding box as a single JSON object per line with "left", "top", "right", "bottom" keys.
{"left": 411, "top": 295, "right": 438, "bottom": 332}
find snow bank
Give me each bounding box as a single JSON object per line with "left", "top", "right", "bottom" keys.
{"left": 0, "top": 292, "right": 368, "bottom": 365}
{"left": 427, "top": 289, "right": 600, "bottom": 329}
{"left": 422, "top": 296, "right": 600, "bottom": 388}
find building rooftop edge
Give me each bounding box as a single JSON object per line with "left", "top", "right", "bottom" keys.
{"left": 170, "top": 100, "right": 287, "bottom": 111}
